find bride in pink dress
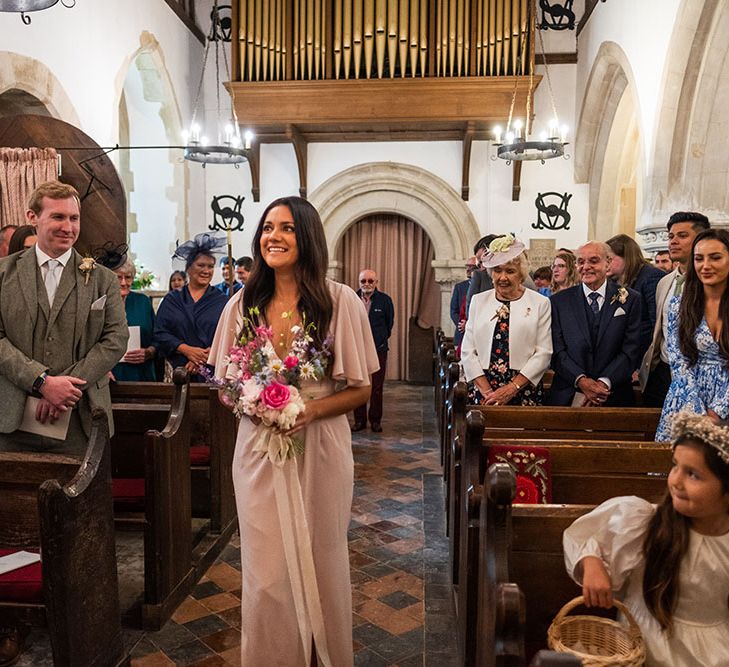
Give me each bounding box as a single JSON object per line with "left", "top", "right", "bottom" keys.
{"left": 209, "top": 196, "right": 379, "bottom": 666}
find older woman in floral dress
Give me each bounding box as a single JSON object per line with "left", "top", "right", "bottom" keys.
{"left": 461, "top": 235, "right": 553, "bottom": 405}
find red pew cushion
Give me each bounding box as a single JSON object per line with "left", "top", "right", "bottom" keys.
{"left": 486, "top": 444, "right": 552, "bottom": 504}
{"left": 0, "top": 549, "right": 43, "bottom": 603}
{"left": 190, "top": 445, "right": 211, "bottom": 466}
{"left": 112, "top": 478, "right": 145, "bottom": 511}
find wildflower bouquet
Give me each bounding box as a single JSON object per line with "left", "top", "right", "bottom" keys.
{"left": 206, "top": 307, "right": 332, "bottom": 465}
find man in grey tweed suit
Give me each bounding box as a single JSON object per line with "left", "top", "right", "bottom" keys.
{"left": 0, "top": 181, "right": 127, "bottom": 458}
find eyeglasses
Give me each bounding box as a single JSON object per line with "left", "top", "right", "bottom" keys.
{"left": 360, "top": 278, "right": 376, "bottom": 284}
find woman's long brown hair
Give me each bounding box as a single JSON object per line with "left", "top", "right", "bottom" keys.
{"left": 606, "top": 233, "right": 650, "bottom": 288}
{"left": 243, "top": 196, "right": 333, "bottom": 347}
{"left": 642, "top": 436, "right": 729, "bottom": 631}
{"left": 678, "top": 229, "right": 729, "bottom": 367}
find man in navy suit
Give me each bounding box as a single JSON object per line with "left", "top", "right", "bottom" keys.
{"left": 549, "top": 241, "right": 642, "bottom": 407}
{"left": 352, "top": 269, "right": 394, "bottom": 432}
{"left": 449, "top": 256, "right": 477, "bottom": 347}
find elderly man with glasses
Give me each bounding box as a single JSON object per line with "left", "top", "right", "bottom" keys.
{"left": 352, "top": 269, "right": 394, "bottom": 433}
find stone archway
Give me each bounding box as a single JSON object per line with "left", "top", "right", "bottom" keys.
{"left": 574, "top": 41, "right": 643, "bottom": 243}
{"left": 642, "top": 0, "right": 729, "bottom": 249}
{"left": 118, "top": 32, "right": 187, "bottom": 288}
{"left": 309, "top": 162, "right": 480, "bottom": 331}
{"left": 0, "top": 51, "right": 80, "bottom": 124}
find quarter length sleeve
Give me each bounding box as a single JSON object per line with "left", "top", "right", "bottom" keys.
{"left": 328, "top": 282, "right": 380, "bottom": 387}
{"left": 208, "top": 289, "right": 244, "bottom": 380}
{"left": 563, "top": 496, "right": 655, "bottom": 591}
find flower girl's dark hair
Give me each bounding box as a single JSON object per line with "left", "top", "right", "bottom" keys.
{"left": 642, "top": 414, "right": 729, "bottom": 632}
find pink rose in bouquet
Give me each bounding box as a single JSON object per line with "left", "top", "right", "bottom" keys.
{"left": 284, "top": 355, "right": 299, "bottom": 370}
{"left": 261, "top": 381, "right": 291, "bottom": 410}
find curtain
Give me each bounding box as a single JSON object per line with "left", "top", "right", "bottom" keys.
{"left": 340, "top": 214, "right": 441, "bottom": 380}
{"left": 0, "top": 147, "right": 58, "bottom": 227}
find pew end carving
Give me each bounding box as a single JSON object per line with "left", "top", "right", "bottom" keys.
{"left": 0, "top": 409, "right": 128, "bottom": 666}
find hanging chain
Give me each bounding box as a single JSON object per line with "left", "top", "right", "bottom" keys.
{"left": 218, "top": 0, "right": 242, "bottom": 135}
{"left": 507, "top": 21, "right": 530, "bottom": 137}
{"left": 536, "top": 21, "right": 561, "bottom": 132}
{"left": 189, "top": 18, "right": 212, "bottom": 128}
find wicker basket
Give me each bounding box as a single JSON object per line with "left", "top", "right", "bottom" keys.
{"left": 547, "top": 596, "right": 646, "bottom": 667}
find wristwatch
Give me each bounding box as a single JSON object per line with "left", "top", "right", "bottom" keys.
{"left": 32, "top": 371, "right": 48, "bottom": 396}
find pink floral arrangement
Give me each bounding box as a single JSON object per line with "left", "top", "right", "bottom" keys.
{"left": 204, "top": 306, "right": 332, "bottom": 464}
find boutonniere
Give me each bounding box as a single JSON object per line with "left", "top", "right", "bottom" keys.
{"left": 491, "top": 303, "right": 510, "bottom": 321}
{"left": 610, "top": 287, "right": 629, "bottom": 305}
{"left": 78, "top": 256, "right": 97, "bottom": 285}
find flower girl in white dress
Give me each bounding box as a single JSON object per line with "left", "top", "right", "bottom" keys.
{"left": 563, "top": 412, "right": 729, "bottom": 667}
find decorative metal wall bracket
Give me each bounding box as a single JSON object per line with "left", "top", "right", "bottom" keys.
{"left": 533, "top": 192, "right": 572, "bottom": 231}
{"left": 209, "top": 195, "right": 246, "bottom": 233}
{"left": 539, "top": 0, "right": 576, "bottom": 31}
{"left": 209, "top": 3, "right": 232, "bottom": 41}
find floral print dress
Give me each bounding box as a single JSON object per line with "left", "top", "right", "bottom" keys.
{"left": 655, "top": 296, "right": 729, "bottom": 440}
{"left": 467, "top": 300, "right": 544, "bottom": 405}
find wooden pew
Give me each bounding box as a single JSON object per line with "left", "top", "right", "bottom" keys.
{"left": 435, "top": 339, "right": 456, "bottom": 451}
{"left": 474, "top": 462, "right": 526, "bottom": 666}
{"left": 110, "top": 379, "right": 237, "bottom": 537}
{"left": 441, "top": 360, "right": 462, "bottom": 477}
{"left": 456, "top": 409, "right": 670, "bottom": 665}
{"left": 111, "top": 370, "right": 194, "bottom": 629}
{"left": 0, "top": 409, "right": 128, "bottom": 666}
{"left": 510, "top": 503, "right": 596, "bottom": 660}
{"left": 446, "top": 394, "right": 661, "bottom": 584}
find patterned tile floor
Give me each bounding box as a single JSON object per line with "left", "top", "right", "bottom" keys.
{"left": 15, "top": 382, "right": 459, "bottom": 666}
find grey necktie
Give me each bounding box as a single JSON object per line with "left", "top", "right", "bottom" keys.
{"left": 44, "top": 259, "right": 60, "bottom": 305}
{"left": 588, "top": 292, "right": 600, "bottom": 317}
{"left": 674, "top": 273, "right": 685, "bottom": 296}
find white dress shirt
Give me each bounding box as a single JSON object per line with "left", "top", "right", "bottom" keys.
{"left": 581, "top": 280, "right": 607, "bottom": 311}
{"left": 36, "top": 245, "right": 73, "bottom": 303}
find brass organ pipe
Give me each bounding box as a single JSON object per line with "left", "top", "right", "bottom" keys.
{"left": 511, "top": 0, "right": 519, "bottom": 75}
{"left": 364, "top": 0, "right": 374, "bottom": 78}
{"left": 375, "top": 0, "right": 386, "bottom": 78}
{"left": 262, "top": 0, "right": 269, "bottom": 80}
{"left": 487, "top": 0, "right": 494, "bottom": 75}
{"left": 419, "top": 0, "right": 427, "bottom": 76}
{"left": 398, "top": 0, "right": 408, "bottom": 77}
{"left": 494, "top": 0, "right": 502, "bottom": 75}
{"left": 315, "top": 0, "right": 322, "bottom": 79}
{"left": 246, "top": 0, "right": 255, "bottom": 80}
{"left": 293, "top": 0, "right": 299, "bottom": 78}
{"left": 306, "top": 0, "right": 314, "bottom": 79}
{"left": 505, "top": 0, "right": 512, "bottom": 75}
{"left": 409, "top": 0, "right": 419, "bottom": 75}
{"left": 276, "top": 0, "right": 282, "bottom": 79}
{"left": 353, "top": 0, "right": 363, "bottom": 78}
{"left": 456, "top": 0, "right": 463, "bottom": 76}
{"left": 343, "top": 0, "right": 352, "bottom": 78}
{"left": 321, "top": 0, "right": 327, "bottom": 79}
{"left": 463, "top": 0, "right": 469, "bottom": 75}
{"left": 253, "top": 0, "right": 262, "bottom": 79}
{"left": 435, "top": 0, "right": 441, "bottom": 75}
{"left": 441, "top": 0, "right": 449, "bottom": 76}
{"left": 448, "top": 0, "right": 457, "bottom": 76}
{"left": 475, "top": 0, "right": 482, "bottom": 74}
{"left": 520, "top": 0, "right": 527, "bottom": 75}
{"left": 238, "top": 0, "right": 246, "bottom": 79}
{"left": 387, "top": 0, "right": 397, "bottom": 78}
{"left": 334, "top": 0, "right": 342, "bottom": 78}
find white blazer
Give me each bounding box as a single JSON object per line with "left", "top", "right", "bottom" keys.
{"left": 461, "top": 288, "right": 553, "bottom": 385}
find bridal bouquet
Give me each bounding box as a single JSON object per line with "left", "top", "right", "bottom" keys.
{"left": 204, "top": 306, "right": 332, "bottom": 465}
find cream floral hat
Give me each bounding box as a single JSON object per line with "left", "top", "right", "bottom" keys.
{"left": 481, "top": 234, "right": 526, "bottom": 268}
